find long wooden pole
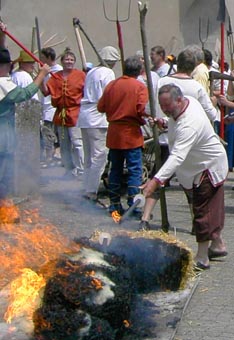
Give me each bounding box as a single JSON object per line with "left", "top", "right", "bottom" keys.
{"left": 73, "top": 18, "right": 87, "bottom": 71}
{"left": 138, "top": 1, "right": 170, "bottom": 232}
{"left": 220, "top": 22, "right": 225, "bottom": 139}
{"left": 35, "top": 17, "right": 42, "bottom": 60}
{"left": 73, "top": 18, "right": 108, "bottom": 67}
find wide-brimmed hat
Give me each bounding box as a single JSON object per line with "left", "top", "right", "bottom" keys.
{"left": 14, "top": 50, "right": 35, "bottom": 63}
{"left": 99, "top": 46, "right": 120, "bottom": 61}
{"left": 0, "top": 47, "right": 11, "bottom": 63}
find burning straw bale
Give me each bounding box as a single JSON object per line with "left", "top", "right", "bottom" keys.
{"left": 90, "top": 230, "right": 194, "bottom": 292}
{"left": 33, "top": 246, "right": 134, "bottom": 340}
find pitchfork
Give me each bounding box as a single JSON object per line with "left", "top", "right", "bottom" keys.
{"left": 199, "top": 17, "right": 210, "bottom": 49}
{"left": 227, "top": 17, "right": 234, "bottom": 70}
{"left": 103, "top": 0, "right": 131, "bottom": 73}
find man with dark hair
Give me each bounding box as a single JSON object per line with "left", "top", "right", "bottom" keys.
{"left": 40, "top": 47, "right": 63, "bottom": 166}
{"left": 97, "top": 56, "right": 149, "bottom": 219}
{"left": 150, "top": 45, "right": 171, "bottom": 77}
{"left": 142, "top": 83, "right": 228, "bottom": 270}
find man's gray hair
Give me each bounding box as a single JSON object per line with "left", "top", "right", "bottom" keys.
{"left": 158, "top": 83, "right": 184, "bottom": 100}
{"left": 182, "top": 44, "right": 204, "bottom": 65}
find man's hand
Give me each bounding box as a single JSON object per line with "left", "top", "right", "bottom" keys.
{"left": 139, "top": 178, "right": 159, "bottom": 198}
{"left": 148, "top": 117, "right": 168, "bottom": 130}
{"left": 219, "top": 94, "right": 231, "bottom": 107}
{"left": 224, "top": 113, "right": 234, "bottom": 124}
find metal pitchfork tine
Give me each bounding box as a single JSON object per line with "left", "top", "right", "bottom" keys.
{"left": 199, "top": 17, "right": 210, "bottom": 49}
{"left": 103, "top": 0, "right": 131, "bottom": 73}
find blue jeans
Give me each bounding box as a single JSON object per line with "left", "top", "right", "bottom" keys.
{"left": 108, "top": 147, "right": 142, "bottom": 213}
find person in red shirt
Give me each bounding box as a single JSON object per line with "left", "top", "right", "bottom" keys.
{"left": 97, "top": 56, "right": 149, "bottom": 217}
{"left": 41, "top": 48, "right": 85, "bottom": 176}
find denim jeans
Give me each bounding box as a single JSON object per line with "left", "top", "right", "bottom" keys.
{"left": 108, "top": 147, "right": 142, "bottom": 213}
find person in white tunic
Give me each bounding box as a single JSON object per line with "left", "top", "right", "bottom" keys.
{"left": 11, "top": 50, "right": 39, "bottom": 101}
{"left": 77, "top": 46, "right": 120, "bottom": 202}
{"left": 139, "top": 49, "right": 218, "bottom": 231}
{"left": 150, "top": 45, "right": 171, "bottom": 77}
{"left": 136, "top": 49, "right": 160, "bottom": 138}
{"left": 40, "top": 47, "right": 63, "bottom": 165}
{"left": 142, "top": 84, "right": 228, "bottom": 270}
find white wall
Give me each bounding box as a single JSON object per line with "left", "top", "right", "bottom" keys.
{"left": 1, "top": 0, "right": 182, "bottom": 76}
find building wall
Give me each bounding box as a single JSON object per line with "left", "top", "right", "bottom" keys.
{"left": 1, "top": 0, "right": 182, "bottom": 76}
{"left": 180, "top": 0, "right": 231, "bottom": 64}
{"left": 1, "top": 0, "right": 230, "bottom": 74}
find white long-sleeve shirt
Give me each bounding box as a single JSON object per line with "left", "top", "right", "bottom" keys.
{"left": 11, "top": 70, "right": 39, "bottom": 101}
{"left": 157, "top": 75, "right": 218, "bottom": 121}
{"left": 155, "top": 96, "right": 228, "bottom": 189}
{"left": 156, "top": 75, "right": 218, "bottom": 145}
{"left": 78, "top": 66, "right": 115, "bottom": 128}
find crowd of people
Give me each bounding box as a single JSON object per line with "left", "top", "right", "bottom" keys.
{"left": 0, "top": 20, "right": 231, "bottom": 270}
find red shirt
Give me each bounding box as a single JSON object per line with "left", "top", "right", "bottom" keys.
{"left": 97, "top": 76, "right": 148, "bottom": 149}
{"left": 47, "top": 69, "right": 85, "bottom": 127}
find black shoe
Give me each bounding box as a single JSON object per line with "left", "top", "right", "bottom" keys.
{"left": 208, "top": 248, "right": 228, "bottom": 260}
{"left": 138, "top": 220, "right": 151, "bottom": 231}
{"left": 194, "top": 261, "right": 210, "bottom": 271}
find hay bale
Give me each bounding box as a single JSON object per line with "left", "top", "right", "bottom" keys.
{"left": 33, "top": 246, "right": 134, "bottom": 340}
{"left": 90, "top": 230, "right": 194, "bottom": 292}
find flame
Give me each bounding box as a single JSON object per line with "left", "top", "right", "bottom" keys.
{"left": 0, "top": 199, "right": 20, "bottom": 224}
{"left": 0, "top": 200, "right": 81, "bottom": 322}
{"left": 4, "top": 268, "right": 46, "bottom": 324}
{"left": 91, "top": 278, "right": 103, "bottom": 290}
{"left": 123, "top": 319, "right": 130, "bottom": 328}
{"left": 111, "top": 210, "right": 121, "bottom": 223}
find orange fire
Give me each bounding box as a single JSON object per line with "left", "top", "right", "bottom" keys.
{"left": 123, "top": 319, "right": 130, "bottom": 328}
{"left": 0, "top": 199, "right": 81, "bottom": 323}
{"left": 111, "top": 210, "right": 121, "bottom": 223}
{"left": 0, "top": 199, "right": 20, "bottom": 224}
{"left": 4, "top": 268, "right": 46, "bottom": 324}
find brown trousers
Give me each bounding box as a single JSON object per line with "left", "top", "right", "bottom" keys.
{"left": 193, "top": 172, "right": 225, "bottom": 243}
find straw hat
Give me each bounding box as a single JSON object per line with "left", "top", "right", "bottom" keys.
{"left": 14, "top": 50, "right": 35, "bottom": 63}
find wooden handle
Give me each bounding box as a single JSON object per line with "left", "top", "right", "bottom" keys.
{"left": 74, "top": 25, "right": 87, "bottom": 71}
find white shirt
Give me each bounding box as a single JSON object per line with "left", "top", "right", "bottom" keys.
{"left": 41, "top": 63, "right": 63, "bottom": 121}
{"left": 156, "top": 75, "right": 218, "bottom": 145}
{"left": 155, "top": 96, "right": 228, "bottom": 189}
{"left": 138, "top": 71, "right": 160, "bottom": 137}
{"left": 0, "top": 77, "right": 17, "bottom": 101}
{"left": 155, "top": 63, "right": 170, "bottom": 78}
{"left": 78, "top": 66, "right": 115, "bottom": 128}
{"left": 138, "top": 71, "right": 160, "bottom": 114}
{"left": 11, "top": 70, "right": 39, "bottom": 101}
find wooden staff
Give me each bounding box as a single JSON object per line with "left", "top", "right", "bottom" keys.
{"left": 73, "top": 18, "right": 87, "bottom": 71}
{"left": 73, "top": 18, "right": 108, "bottom": 67}
{"left": 138, "top": 1, "right": 170, "bottom": 232}
{"left": 35, "top": 17, "right": 42, "bottom": 59}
